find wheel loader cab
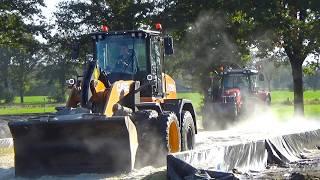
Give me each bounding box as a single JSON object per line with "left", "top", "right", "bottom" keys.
{"left": 93, "top": 30, "right": 164, "bottom": 98}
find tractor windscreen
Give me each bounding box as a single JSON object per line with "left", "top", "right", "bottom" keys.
{"left": 96, "top": 35, "right": 147, "bottom": 75}
{"left": 223, "top": 74, "right": 250, "bottom": 90}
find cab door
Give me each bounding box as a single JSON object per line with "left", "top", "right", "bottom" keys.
{"left": 150, "top": 36, "right": 163, "bottom": 97}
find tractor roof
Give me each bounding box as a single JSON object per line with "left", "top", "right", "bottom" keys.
{"left": 223, "top": 68, "right": 258, "bottom": 75}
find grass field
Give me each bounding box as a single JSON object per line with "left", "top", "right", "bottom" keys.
{"left": 177, "top": 92, "right": 203, "bottom": 112}
{"left": 0, "top": 96, "right": 60, "bottom": 115}
{"left": 271, "top": 90, "right": 320, "bottom": 104}
{"left": 0, "top": 91, "right": 319, "bottom": 118}
{"left": 177, "top": 90, "right": 320, "bottom": 119}
{"left": 13, "top": 96, "right": 49, "bottom": 104}
{"left": 0, "top": 106, "right": 56, "bottom": 115}
{"left": 0, "top": 96, "right": 53, "bottom": 105}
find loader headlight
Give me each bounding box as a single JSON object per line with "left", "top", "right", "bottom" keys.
{"left": 147, "top": 74, "right": 154, "bottom": 81}
{"left": 66, "top": 78, "right": 75, "bottom": 88}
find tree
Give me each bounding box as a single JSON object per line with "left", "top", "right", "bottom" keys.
{"left": 303, "top": 61, "right": 320, "bottom": 91}
{"left": 0, "top": 47, "right": 13, "bottom": 102}
{"left": 39, "top": 35, "right": 81, "bottom": 102}
{"left": 0, "top": 0, "right": 47, "bottom": 102}
{"left": 222, "top": 1, "right": 320, "bottom": 116}
{"left": 170, "top": 12, "right": 246, "bottom": 95}
{"left": 155, "top": 2, "right": 253, "bottom": 93}
{"left": 55, "top": 0, "right": 155, "bottom": 36}
{"left": 10, "top": 36, "right": 41, "bottom": 103}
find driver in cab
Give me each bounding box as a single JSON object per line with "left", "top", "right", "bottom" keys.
{"left": 114, "top": 43, "right": 138, "bottom": 74}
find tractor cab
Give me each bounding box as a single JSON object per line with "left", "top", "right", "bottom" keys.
{"left": 203, "top": 67, "right": 271, "bottom": 129}
{"left": 221, "top": 69, "right": 259, "bottom": 94}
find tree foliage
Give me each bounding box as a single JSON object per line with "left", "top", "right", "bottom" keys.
{"left": 221, "top": 0, "right": 320, "bottom": 115}
{"left": 1, "top": 0, "right": 320, "bottom": 113}
{"left": 55, "top": 0, "right": 155, "bottom": 36}
{"left": 0, "top": 0, "right": 46, "bottom": 103}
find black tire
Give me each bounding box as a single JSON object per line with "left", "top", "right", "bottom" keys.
{"left": 266, "top": 95, "right": 271, "bottom": 106}
{"left": 202, "top": 104, "right": 214, "bottom": 130}
{"left": 202, "top": 103, "right": 222, "bottom": 130}
{"left": 181, "top": 111, "right": 195, "bottom": 151}
{"left": 132, "top": 110, "right": 159, "bottom": 168}
{"left": 133, "top": 110, "right": 181, "bottom": 167}
{"left": 231, "top": 104, "right": 238, "bottom": 121}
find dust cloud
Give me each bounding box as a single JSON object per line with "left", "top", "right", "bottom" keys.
{"left": 228, "top": 105, "right": 320, "bottom": 134}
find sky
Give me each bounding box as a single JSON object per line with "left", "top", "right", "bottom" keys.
{"left": 42, "top": 0, "right": 62, "bottom": 22}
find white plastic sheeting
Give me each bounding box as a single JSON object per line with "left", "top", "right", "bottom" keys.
{"left": 168, "top": 128, "right": 320, "bottom": 179}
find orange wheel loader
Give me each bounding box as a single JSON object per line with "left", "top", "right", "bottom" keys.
{"left": 8, "top": 28, "right": 197, "bottom": 177}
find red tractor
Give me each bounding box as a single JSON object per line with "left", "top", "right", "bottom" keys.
{"left": 202, "top": 67, "right": 271, "bottom": 130}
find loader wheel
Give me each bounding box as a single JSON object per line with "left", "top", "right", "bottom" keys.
{"left": 134, "top": 111, "right": 180, "bottom": 167}
{"left": 157, "top": 112, "right": 181, "bottom": 154}
{"left": 133, "top": 110, "right": 159, "bottom": 168}
{"left": 181, "top": 111, "right": 195, "bottom": 151}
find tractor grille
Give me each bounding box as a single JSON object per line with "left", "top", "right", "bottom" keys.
{"left": 222, "top": 95, "right": 236, "bottom": 103}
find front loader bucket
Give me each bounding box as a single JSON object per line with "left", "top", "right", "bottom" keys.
{"left": 8, "top": 115, "right": 138, "bottom": 177}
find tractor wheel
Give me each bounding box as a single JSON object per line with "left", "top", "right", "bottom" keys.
{"left": 181, "top": 111, "right": 195, "bottom": 151}
{"left": 202, "top": 104, "right": 215, "bottom": 130}
{"left": 266, "top": 95, "right": 271, "bottom": 106}
{"left": 231, "top": 105, "right": 238, "bottom": 121}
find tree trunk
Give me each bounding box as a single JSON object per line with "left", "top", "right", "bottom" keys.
{"left": 267, "top": 79, "right": 271, "bottom": 91}
{"left": 19, "top": 87, "right": 24, "bottom": 103}
{"left": 290, "top": 61, "right": 304, "bottom": 116}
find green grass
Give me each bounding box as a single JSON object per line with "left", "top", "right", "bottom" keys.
{"left": 271, "top": 90, "right": 320, "bottom": 104}
{"left": 0, "top": 96, "right": 59, "bottom": 115}
{"left": 0, "top": 91, "right": 319, "bottom": 117}
{"left": 271, "top": 104, "right": 320, "bottom": 119}
{"left": 177, "top": 92, "right": 203, "bottom": 112}
{"left": 177, "top": 91, "right": 320, "bottom": 119}
{"left": 303, "top": 104, "right": 320, "bottom": 118}
{"left": 0, "top": 105, "right": 57, "bottom": 115}
{"left": 13, "top": 96, "right": 52, "bottom": 104}
{"left": 0, "top": 96, "right": 54, "bottom": 105}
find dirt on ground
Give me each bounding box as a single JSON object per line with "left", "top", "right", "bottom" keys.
{"left": 237, "top": 149, "right": 320, "bottom": 179}
{"left": 1, "top": 115, "right": 320, "bottom": 179}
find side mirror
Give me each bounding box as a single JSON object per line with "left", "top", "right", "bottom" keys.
{"left": 71, "top": 42, "right": 80, "bottom": 60}
{"left": 66, "top": 78, "right": 75, "bottom": 88}
{"left": 258, "top": 74, "right": 265, "bottom": 81}
{"left": 164, "top": 36, "right": 174, "bottom": 55}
